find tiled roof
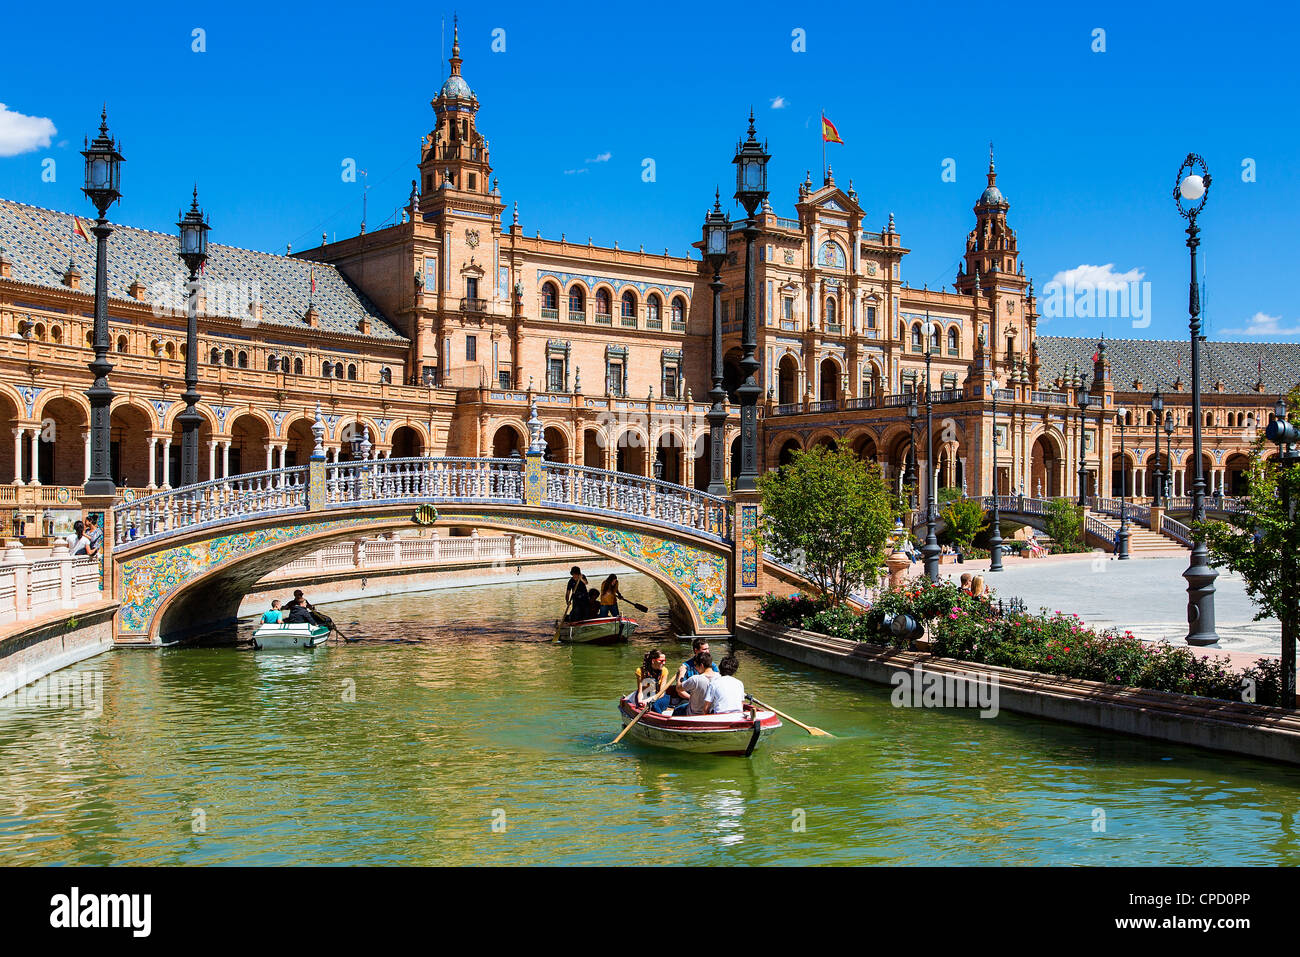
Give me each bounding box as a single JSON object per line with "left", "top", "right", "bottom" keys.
{"left": 0, "top": 198, "right": 404, "bottom": 342}
{"left": 1037, "top": 335, "right": 1300, "bottom": 396}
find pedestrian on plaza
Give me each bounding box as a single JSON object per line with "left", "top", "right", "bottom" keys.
{"left": 84, "top": 513, "right": 103, "bottom": 557}
{"left": 970, "top": 575, "right": 987, "bottom": 598}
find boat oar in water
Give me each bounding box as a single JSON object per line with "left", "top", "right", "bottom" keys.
{"left": 628, "top": 600, "right": 649, "bottom": 613}
{"left": 606, "top": 694, "right": 663, "bottom": 748}
{"left": 746, "top": 694, "right": 832, "bottom": 737}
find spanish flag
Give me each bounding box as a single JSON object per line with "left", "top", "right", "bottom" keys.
{"left": 72, "top": 216, "right": 95, "bottom": 242}
{"left": 821, "top": 114, "right": 843, "bottom": 145}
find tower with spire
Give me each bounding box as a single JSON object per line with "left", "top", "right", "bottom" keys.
{"left": 418, "top": 17, "right": 496, "bottom": 212}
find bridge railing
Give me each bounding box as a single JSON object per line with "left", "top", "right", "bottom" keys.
{"left": 981, "top": 495, "right": 1051, "bottom": 515}
{"left": 1085, "top": 514, "right": 1116, "bottom": 545}
{"left": 543, "top": 462, "right": 732, "bottom": 539}
{"left": 1159, "top": 514, "right": 1193, "bottom": 546}
{"left": 113, "top": 467, "right": 310, "bottom": 546}
{"left": 325, "top": 457, "right": 524, "bottom": 506}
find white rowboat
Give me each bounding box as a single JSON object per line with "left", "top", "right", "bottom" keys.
{"left": 252, "top": 622, "right": 330, "bottom": 649}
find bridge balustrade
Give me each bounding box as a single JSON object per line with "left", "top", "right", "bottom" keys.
{"left": 114, "top": 467, "right": 309, "bottom": 545}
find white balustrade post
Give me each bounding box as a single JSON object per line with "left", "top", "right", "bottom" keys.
{"left": 430, "top": 529, "right": 440, "bottom": 562}
{"left": 4, "top": 540, "right": 30, "bottom": 619}
{"left": 51, "top": 539, "right": 73, "bottom": 608}
{"left": 471, "top": 527, "right": 480, "bottom": 559}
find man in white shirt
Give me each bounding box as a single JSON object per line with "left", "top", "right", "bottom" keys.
{"left": 703, "top": 655, "right": 746, "bottom": 715}
{"left": 672, "top": 652, "right": 716, "bottom": 716}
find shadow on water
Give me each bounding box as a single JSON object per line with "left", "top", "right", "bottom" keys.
{"left": 3, "top": 569, "right": 1300, "bottom": 865}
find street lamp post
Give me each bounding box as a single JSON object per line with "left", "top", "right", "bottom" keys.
{"left": 1115, "top": 408, "right": 1131, "bottom": 559}
{"left": 1175, "top": 154, "right": 1219, "bottom": 645}
{"left": 176, "top": 187, "right": 209, "bottom": 488}
{"left": 1151, "top": 389, "right": 1165, "bottom": 508}
{"left": 1076, "top": 374, "right": 1093, "bottom": 506}
{"left": 81, "top": 109, "right": 124, "bottom": 497}
{"left": 731, "top": 112, "right": 769, "bottom": 492}
{"left": 1164, "top": 412, "right": 1176, "bottom": 502}
{"left": 701, "top": 191, "right": 730, "bottom": 496}
{"left": 1266, "top": 399, "right": 1300, "bottom": 706}
{"left": 988, "top": 378, "right": 1004, "bottom": 572}
{"left": 921, "top": 316, "right": 940, "bottom": 582}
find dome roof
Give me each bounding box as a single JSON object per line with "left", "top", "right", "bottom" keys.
{"left": 979, "top": 184, "right": 1006, "bottom": 206}
{"left": 439, "top": 74, "right": 473, "bottom": 99}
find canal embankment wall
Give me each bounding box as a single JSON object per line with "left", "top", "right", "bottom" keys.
{"left": 736, "top": 617, "right": 1300, "bottom": 766}
{"left": 0, "top": 600, "right": 117, "bottom": 698}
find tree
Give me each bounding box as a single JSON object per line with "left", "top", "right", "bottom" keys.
{"left": 940, "top": 498, "right": 988, "bottom": 550}
{"left": 1043, "top": 497, "right": 1085, "bottom": 552}
{"left": 757, "top": 440, "right": 894, "bottom": 604}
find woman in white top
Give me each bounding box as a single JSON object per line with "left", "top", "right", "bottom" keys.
{"left": 66, "top": 521, "right": 90, "bottom": 556}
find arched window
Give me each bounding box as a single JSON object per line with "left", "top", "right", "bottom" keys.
{"left": 930, "top": 324, "right": 941, "bottom": 351}
{"left": 671, "top": 297, "right": 686, "bottom": 325}
{"left": 86, "top": 330, "right": 94, "bottom": 346}
{"left": 322, "top": 361, "right": 333, "bottom": 378}
{"left": 647, "top": 294, "right": 662, "bottom": 327}
{"left": 1146, "top": 411, "right": 1154, "bottom": 426}
{"left": 595, "top": 288, "right": 611, "bottom": 316}
{"left": 224, "top": 350, "right": 234, "bottom": 366}
{"left": 910, "top": 324, "right": 922, "bottom": 349}
{"left": 542, "top": 282, "right": 559, "bottom": 311}
{"left": 379, "top": 367, "right": 392, "bottom": 384}
{"left": 621, "top": 291, "right": 636, "bottom": 319}
{"left": 50, "top": 325, "right": 62, "bottom": 344}
{"left": 210, "top": 347, "right": 220, "bottom": 364}
{"left": 237, "top": 351, "right": 248, "bottom": 369}
{"left": 335, "top": 364, "right": 344, "bottom": 379}
{"left": 947, "top": 328, "right": 959, "bottom": 354}
{"left": 1206, "top": 411, "right": 1213, "bottom": 427}
{"left": 294, "top": 357, "right": 303, "bottom": 375}
{"left": 150, "top": 339, "right": 162, "bottom": 356}
{"left": 116, "top": 335, "right": 128, "bottom": 353}
{"left": 165, "top": 342, "right": 176, "bottom": 359}
{"left": 567, "top": 285, "right": 585, "bottom": 315}
{"left": 267, "top": 354, "right": 279, "bottom": 371}
{"left": 347, "top": 363, "right": 357, "bottom": 380}
{"left": 825, "top": 298, "right": 837, "bottom": 325}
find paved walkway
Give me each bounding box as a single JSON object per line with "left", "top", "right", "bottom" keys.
{"left": 937, "top": 552, "right": 1282, "bottom": 659}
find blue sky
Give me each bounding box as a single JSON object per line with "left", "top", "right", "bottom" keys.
{"left": 1, "top": 0, "right": 1297, "bottom": 342}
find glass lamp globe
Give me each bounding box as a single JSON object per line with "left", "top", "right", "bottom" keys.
{"left": 1180, "top": 174, "right": 1206, "bottom": 201}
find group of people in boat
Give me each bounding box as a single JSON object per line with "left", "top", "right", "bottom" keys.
{"left": 563, "top": 566, "right": 631, "bottom": 621}
{"left": 632, "top": 639, "right": 749, "bottom": 718}
{"left": 260, "top": 590, "right": 329, "bottom": 627}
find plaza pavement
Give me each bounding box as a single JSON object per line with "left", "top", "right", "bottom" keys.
{"left": 935, "top": 550, "right": 1283, "bottom": 661}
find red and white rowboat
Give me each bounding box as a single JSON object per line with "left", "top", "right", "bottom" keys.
{"left": 554, "top": 615, "right": 637, "bottom": 644}
{"left": 618, "top": 694, "right": 782, "bottom": 756}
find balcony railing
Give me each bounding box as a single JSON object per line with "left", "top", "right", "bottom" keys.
{"left": 595, "top": 312, "right": 612, "bottom": 325}
{"left": 1032, "top": 390, "right": 1069, "bottom": 405}
{"left": 540, "top": 307, "right": 559, "bottom": 320}
{"left": 568, "top": 310, "right": 585, "bottom": 323}
{"left": 620, "top": 316, "right": 637, "bottom": 328}
{"left": 460, "top": 297, "right": 487, "bottom": 314}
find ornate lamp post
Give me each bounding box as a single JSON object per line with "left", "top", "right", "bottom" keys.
{"left": 988, "top": 377, "right": 1004, "bottom": 572}
{"left": 905, "top": 394, "right": 919, "bottom": 512}
{"left": 1076, "top": 374, "right": 1093, "bottom": 506}
{"left": 1151, "top": 388, "right": 1165, "bottom": 507}
{"left": 921, "top": 316, "right": 940, "bottom": 582}
{"left": 176, "top": 187, "right": 209, "bottom": 487}
{"left": 81, "top": 109, "right": 124, "bottom": 497}
{"left": 1266, "top": 399, "right": 1300, "bottom": 706}
{"left": 1115, "top": 407, "right": 1131, "bottom": 559}
{"left": 701, "top": 191, "right": 730, "bottom": 495}
{"left": 731, "top": 111, "right": 769, "bottom": 492}
{"left": 1175, "top": 154, "right": 1218, "bottom": 645}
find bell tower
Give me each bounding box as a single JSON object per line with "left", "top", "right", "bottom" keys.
{"left": 418, "top": 19, "right": 494, "bottom": 213}
{"left": 955, "top": 145, "right": 1021, "bottom": 293}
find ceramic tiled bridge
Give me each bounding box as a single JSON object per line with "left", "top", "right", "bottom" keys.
{"left": 106, "top": 450, "right": 802, "bottom": 644}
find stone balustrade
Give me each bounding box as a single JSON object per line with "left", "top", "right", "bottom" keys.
{"left": 0, "top": 541, "right": 103, "bottom": 626}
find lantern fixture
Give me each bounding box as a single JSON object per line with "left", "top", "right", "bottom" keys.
{"left": 732, "top": 110, "right": 770, "bottom": 217}
{"left": 81, "top": 108, "right": 124, "bottom": 216}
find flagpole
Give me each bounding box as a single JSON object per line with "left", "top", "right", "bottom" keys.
{"left": 821, "top": 109, "right": 826, "bottom": 182}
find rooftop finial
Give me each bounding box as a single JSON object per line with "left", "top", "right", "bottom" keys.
{"left": 449, "top": 13, "right": 462, "bottom": 74}
{"left": 99, "top": 104, "right": 109, "bottom": 135}
{"left": 987, "top": 140, "right": 997, "bottom": 185}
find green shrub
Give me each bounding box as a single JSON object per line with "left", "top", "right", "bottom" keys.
{"left": 1043, "top": 499, "right": 1087, "bottom": 553}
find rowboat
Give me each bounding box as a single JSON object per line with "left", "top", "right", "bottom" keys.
{"left": 617, "top": 694, "right": 782, "bottom": 756}
{"left": 252, "top": 622, "right": 330, "bottom": 649}
{"left": 553, "top": 615, "right": 637, "bottom": 644}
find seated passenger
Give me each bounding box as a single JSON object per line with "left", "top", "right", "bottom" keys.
{"left": 673, "top": 652, "right": 716, "bottom": 716}
{"left": 634, "top": 650, "right": 674, "bottom": 714}
{"left": 702, "top": 655, "right": 745, "bottom": 714}
{"left": 261, "top": 600, "right": 285, "bottom": 625}
{"left": 569, "top": 587, "right": 598, "bottom": 622}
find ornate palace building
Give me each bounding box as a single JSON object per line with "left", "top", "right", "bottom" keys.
{"left": 2, "top": 33, "right": 1299, "bottom": 535}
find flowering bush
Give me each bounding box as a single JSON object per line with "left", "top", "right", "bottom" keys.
{"left": 759, "top": 584, "right": 1284, "bottom": 707}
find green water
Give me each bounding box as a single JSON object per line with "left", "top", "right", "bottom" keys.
{"left": 1, "top": 571, "right": 1299, "bottom": 865}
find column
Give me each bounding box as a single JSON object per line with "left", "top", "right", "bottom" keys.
{"left": 264, "top": 443, "right": 273, "bottom": 472}
{"left": 146, "top": 436, "right": 158, "bottom": 488}
{"left": 28, "top": 429, "right": 40, "bottom": 485}
{"left": 12, "top": 428, "right": 24, "bottom": 485}
{"left": 161, "top": 438, "right": 173, "bottom": 489}
{"left": 207, "top": 441, "right": 217, "bottom": 482}
{"left": 221, "top": 440, "right": 231, "bottom": 477}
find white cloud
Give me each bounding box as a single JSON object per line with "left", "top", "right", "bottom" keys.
{"left": 584, "top": 151, "right": 611, "bottom": 164}
{"left": 564, "top": 168, "right": 588, "bottom": 176}
{"left": 1048, "top": 263, "right": 1145, "bottom": 289}
{"left": 0, "top": 103, "right": 57, "bottom": 157}
{"left": 1220, "top": 311, "right": 1300, "bottom": 338}
{"left": 770, "top": 96, "right": 787, "bottom": 109}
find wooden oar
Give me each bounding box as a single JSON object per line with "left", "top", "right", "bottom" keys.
{"left": 746, "top": 694, "right": 832, "bottom": 737}
{"left": 628, "top": 600, "right": 649, "bottom": 613}
{"left": 609, "top": 701, "right": 655, "bottom": 746}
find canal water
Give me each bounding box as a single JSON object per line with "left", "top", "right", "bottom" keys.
{"left": 1, "top": 571, "right": 1299, "bottom": 865}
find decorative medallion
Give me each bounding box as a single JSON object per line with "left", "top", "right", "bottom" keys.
{"left": 412, "top": 504, "right": 439, "bottom": 525}
{"left": 55, "top": 486, "right": 71, "bottom": 504}
{"left": 465, "top": 228, "right": 481, "bottom": 248}
{"left": 783, "top": 249, "right": 795, "bottom": 265}
{"left": 1007, "top": 298, "right": 1017, "bottom": 314}
{"left": 866, "top": 263, "right": 877, "bottom": 276}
